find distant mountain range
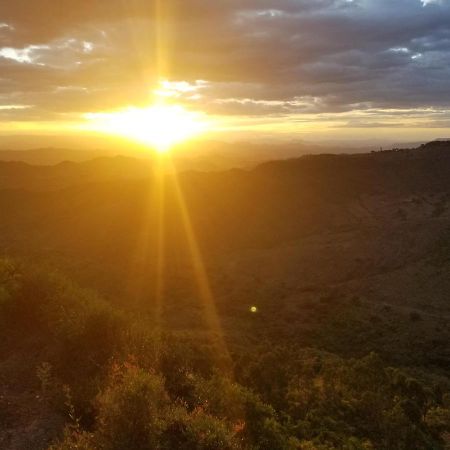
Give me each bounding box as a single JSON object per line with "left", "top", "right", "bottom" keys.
{"left": 0, "top": 139, "right": 448, "bottom": 192}
{"left": 0, "top": 148, "right": 113, "bottom": 165}
{"left": 0, "top": 138, "right": 428, "bottom": 170}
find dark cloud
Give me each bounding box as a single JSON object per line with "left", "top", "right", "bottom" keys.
{"left": 1, "top": 0, "right": 450, "bottom": 123}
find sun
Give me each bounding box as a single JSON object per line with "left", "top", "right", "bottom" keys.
{"left": 85, "top": 104, "right": 207, "bottom": 152}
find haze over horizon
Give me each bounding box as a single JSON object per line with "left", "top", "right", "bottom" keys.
{"left": 1, "top": 0, "right": 450, "bottom": 147}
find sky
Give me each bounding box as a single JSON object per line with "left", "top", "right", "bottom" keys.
{"left": 1, "top": 0, "right": 450, "bottom": 144}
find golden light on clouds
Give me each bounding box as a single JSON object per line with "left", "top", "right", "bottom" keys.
{"left": 1, "top": 2, "right": 449, "bottom": 144}
{"left": 84, "top": 104, "right": 208, "bottom": 152}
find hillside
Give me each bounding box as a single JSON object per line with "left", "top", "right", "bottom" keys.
{"left": 0, "top": 141, "right": 449, "bottom": 449}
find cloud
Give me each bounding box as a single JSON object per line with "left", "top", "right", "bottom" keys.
{"left": 0, "top": 45, "right": 49, "bottom": 64}
{"left": 0, "top": 0, "right": 450, "bottom": 127}
{"left": 421, "top": 0, "right": 445, "bottom": 6}
{"left": 0, "top": 104, "right": 31, "bottom": 110}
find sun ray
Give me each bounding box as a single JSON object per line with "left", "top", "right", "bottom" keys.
{"left": 118, "top": 0, "right": 231, "bottom": 376}
{"left": 153, "top": 155, "right": 167, "bottom": 332}
{"left": 166, "top": 162, "right": 234, "bottom": 375}
{"left": 126, "top": 155, "right": 166, "bottom": 314}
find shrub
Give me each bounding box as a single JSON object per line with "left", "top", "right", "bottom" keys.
{"left": 94, "top": 364, "right": 168, "bottom": 450}
{"left": 53, "top": 364, "right": 242, "bottom": 450}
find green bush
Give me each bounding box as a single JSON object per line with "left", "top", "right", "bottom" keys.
{"left": 53, "top": 364, "right": 241, "bottom": 450}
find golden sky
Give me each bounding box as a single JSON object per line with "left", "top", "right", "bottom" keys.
{"left": 1, "top": 0, "right": 450, "bottom": 145}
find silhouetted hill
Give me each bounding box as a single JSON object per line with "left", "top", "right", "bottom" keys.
{"left": 0, "top": 156, "right": 155, "bottom": 190}
{"left": 257, "top": 143, "right": 450, "bottom": 196}
{"left": 0, "top": 141, "right": 449, "bottom": 279}
{"left": 0, "top": 140, "right": 376, "bottom": 170}
{"left": 0, "top": 142, "right": 449, "bottom": 258}
{"left": 1, "top": 140, "right": 449, "bottom": 192}
{"left": 0, "top": 148, "right": 113, "bottom": 165}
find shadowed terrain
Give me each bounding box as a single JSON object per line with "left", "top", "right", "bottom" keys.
{"left": 1, "top": 141, "right": 450, "bottom": 449}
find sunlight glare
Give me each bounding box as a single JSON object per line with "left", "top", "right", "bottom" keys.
{"left": 85, "top": 104, "right": 207, "bottom": 152}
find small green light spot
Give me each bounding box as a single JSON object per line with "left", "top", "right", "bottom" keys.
{"left": 250, "top": 306, "right": 258, "bottom": 313}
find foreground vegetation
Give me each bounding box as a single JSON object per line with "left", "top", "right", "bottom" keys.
{"left": 1, "top": 258, "right": 449, "bottom": 449}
